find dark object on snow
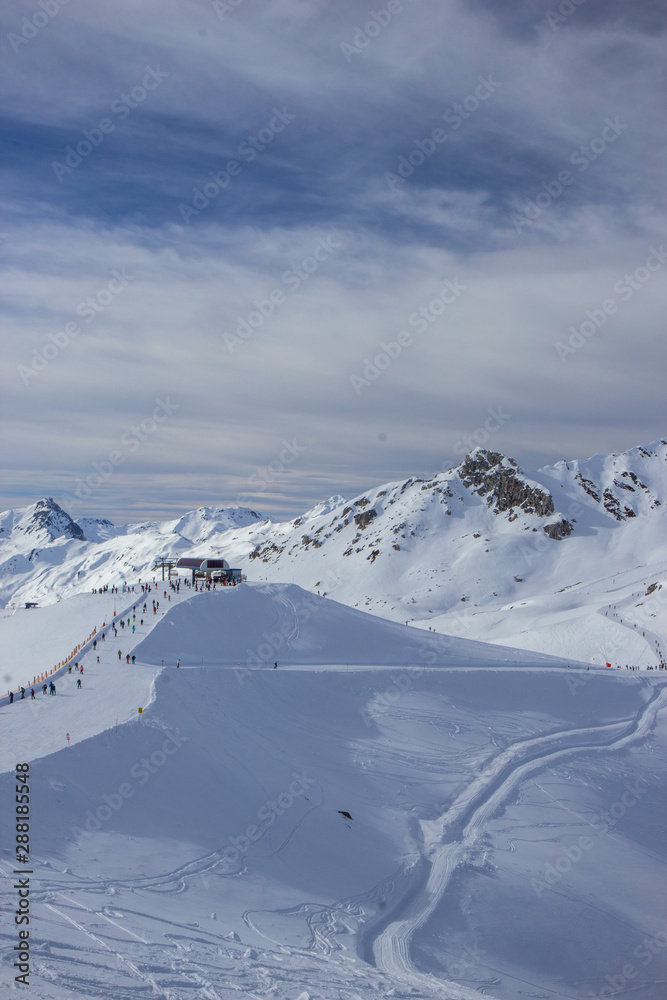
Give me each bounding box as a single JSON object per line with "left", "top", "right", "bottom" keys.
{"left": 543, "top": 519, "right": 573, "bottom": 540}
{"left": 338, "top": 810, "right": 352, "bottom": 820}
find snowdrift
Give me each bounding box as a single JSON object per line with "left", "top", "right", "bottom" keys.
{"left": 132, "top": 582, "right": 578, "bottom": 669}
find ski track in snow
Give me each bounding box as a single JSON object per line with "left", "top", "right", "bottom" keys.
{"left": 274, "top": 591, "right": 300, "bottom": 645}
{"left": 369, "top": 682, "right": 667, "bottom": 1000}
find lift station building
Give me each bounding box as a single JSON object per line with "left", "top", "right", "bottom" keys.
{"left": 154, "top": 556, "right": 244, "bottom": 584}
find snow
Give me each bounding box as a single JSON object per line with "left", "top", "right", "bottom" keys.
{"left": 133, "top": 582, "right": 576, "bottom": 670}
{"left": 1, "top": 442, "right": 667, "bottom": 998}
{"left": 1, "top": 579, "right": 666, "bottom": 999}
{"left": 0, "top": 593, "right": 120, "bottom": 695}
{"left": 1, "top": 441, "right": 665, "bottom": 676}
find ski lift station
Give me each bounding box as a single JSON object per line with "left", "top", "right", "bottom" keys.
{"left": 153, "top": 556, "right": 244, "bottom": 584}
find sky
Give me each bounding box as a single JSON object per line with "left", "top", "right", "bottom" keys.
{"left": 1, "top": 0, "right": 666, "bottom": 523}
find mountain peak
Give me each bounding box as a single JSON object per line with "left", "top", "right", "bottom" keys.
{"left": 458, "top": 450, "right": 554, "bottom": 519}
{"left": 14, "top": 498, "right": 85, "bottom": 543}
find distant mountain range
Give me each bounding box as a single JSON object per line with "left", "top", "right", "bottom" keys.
{"left": 1, "top": 440, "right": 665, "bottom": 664}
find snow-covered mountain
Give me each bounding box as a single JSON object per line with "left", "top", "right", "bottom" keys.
{"left": 1, "top": 441, "right": 665, "bottom": 663}
{"left": 0, "top": 497, "right": 85, "bottom": 545}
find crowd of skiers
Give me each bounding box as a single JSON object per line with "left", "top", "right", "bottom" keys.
{"left": 5, "top": 575, "right": 189, "bottom": 706}
{"left": 9, "top": 679, "right": 59, "bottom": 702}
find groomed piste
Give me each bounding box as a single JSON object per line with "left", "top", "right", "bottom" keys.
{"left": 132, "top": 581, "right": 582, "bottom": 669}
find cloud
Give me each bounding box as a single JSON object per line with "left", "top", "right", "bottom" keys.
{"left": 1, "top": 0, "right": 665, "bottom": 520}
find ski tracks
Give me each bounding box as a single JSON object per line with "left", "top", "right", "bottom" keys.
{"left": 275, "top": 592, "right": 300, "bottom": 646}
{"left": 372, "top": 683, "right": 667, "bottom": 1000}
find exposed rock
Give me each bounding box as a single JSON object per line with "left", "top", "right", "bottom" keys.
{"left": 459, "top": 451, "right": 554, "bottom": 518}
{"left": 543, "top": 519, "right": 573, "bottom": 540}
{"left": 19, "top": 498, "right": 85, "bottom": 542}
{"left": 575, "top": 472, "right": 601, "bottom": 502}
{"left": 353, "top": 509, "right": 378, "bottom": 529}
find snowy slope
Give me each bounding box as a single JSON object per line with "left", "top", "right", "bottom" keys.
{"left": 0, "top": 440, "right": 665, "bottom": 666}
{"left": 0, "top": 593, "right": 120, "bottom": 695}
{"left": 1, "top": 584, "right": 665, "bottom": 1000}
{"left": 133, "top": 582, "right": 575, "bottom": 670}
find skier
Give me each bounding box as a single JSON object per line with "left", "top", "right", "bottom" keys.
{"left": 131, "top": 655, "right": 136, "bottom": 664}
{"left": 20, "top": 687, "right": 25, "bottom": 699}
{"left": 68, "top": 664, "right": 72, "bottom": 673}
{"left": 9, "top": 691, "right": 13, "bottom": 704}
{"left": 30, "top": 688, "right": 35, "bottom": 699}
{"left": 76, "top": 678, "right": 82, "bottom": 689}
{"left": 42, "top": 683, "right": 47, "bottom": 694}
{"left": 118, "top": 650, "right": 122, "bottom": 660}
{"left": 126, "top": 655, "right": 130, "bottom": 664}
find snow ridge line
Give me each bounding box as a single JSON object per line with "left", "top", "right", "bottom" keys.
{"left": 371, "top": 683, "right": 667, "bottom": 999}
